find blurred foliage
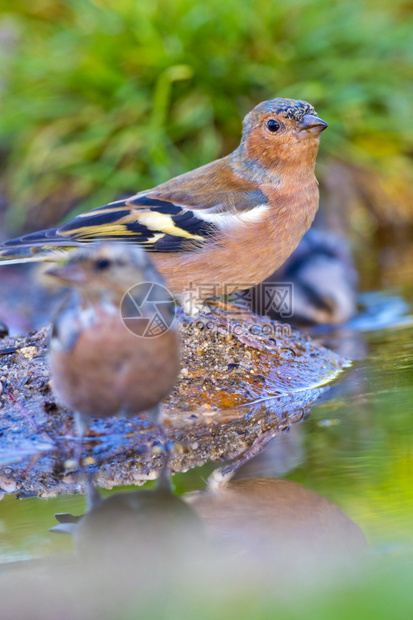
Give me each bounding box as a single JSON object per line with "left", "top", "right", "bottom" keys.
{"left": 0, "top": 0, "right": 412, "bottom": 234}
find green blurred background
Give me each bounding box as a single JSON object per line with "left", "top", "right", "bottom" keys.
{"left": 0, "top": 0, "right": 412, "bottom": 247}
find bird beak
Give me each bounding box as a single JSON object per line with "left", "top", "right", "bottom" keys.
{"left": 46, "top": 264, "right": 88, "bottom": 285}
{"left": 299, "top": 114, "right": 328, "bottom": 135}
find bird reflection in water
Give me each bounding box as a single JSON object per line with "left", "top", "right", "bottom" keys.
{"left": 189, "top": 476, "right": 366, "bottom": 560}
{"left": 52, "top": 431, "right": 366, "bottom": 571}
{"left": 52, "top": 478, "right": 202, "bottom": 567}
{"left": 0, "top": 426, "right": 367, "bottom": 618}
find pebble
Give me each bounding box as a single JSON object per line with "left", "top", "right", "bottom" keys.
{"left": 19, "top": 346, "right": 38, "bottom": 360}
{"left": 317, "top": 419, "right": 340, "bottom": 427}
{"left": 0, "top": 475, "right": 17, "bottom": 493}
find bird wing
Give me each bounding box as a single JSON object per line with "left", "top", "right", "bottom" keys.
{"left": 0, "top": 192, "right": 221, "bottom": 264}
{"left": 0, "top": 154, "right": 269, "bottom": 265}
{"left": 55, "top": 193, "right": 220, "bottom": 252}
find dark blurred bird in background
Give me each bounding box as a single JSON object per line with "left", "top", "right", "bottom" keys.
{"left": 0, "top": 98, "right": 327, "bottom": 309}
{"left": 47, "top": 243, "right": 180, "bottom": 475}
{"left": 246, "top": 228, "right": 358, "bottom": 325}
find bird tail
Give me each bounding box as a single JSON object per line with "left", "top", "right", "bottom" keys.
{"left": 0, "top": 228, "right": 79, "bottom": 266}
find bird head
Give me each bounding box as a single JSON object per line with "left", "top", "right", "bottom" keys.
{"left": 46, "top": 243, "right": 163, "bottom": 301}
{"left": 239, "top": 98, "right": 328, "bottom": 174}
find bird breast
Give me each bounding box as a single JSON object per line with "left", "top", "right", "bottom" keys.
{"left": 50, "top": 305, "right": 180, "bottom": 418}
{"left": 152, "top": 176, "right": 319, "bottom": 298}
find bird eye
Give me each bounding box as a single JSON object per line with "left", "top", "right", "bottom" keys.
{"left": 95, "top": 258, "right": 111, "bottom": 270}
{"left": 267, "top": 119, "right": 280, "bottom": 132}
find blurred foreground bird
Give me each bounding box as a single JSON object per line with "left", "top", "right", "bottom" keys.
{"left": 0, "top": 98, "right": 327, "bottom": 307}
{"left": 47, "top": 243, "right": 180, "bottom": 476}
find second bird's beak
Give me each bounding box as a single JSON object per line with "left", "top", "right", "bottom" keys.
{"left": 46, "top": 264, "right": 88, "bottom": 285}
{"left": 299, "top": 114, "right": 328, "bottom": 135}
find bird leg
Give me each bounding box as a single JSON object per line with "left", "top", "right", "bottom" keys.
{"left": 74, "top": 411, "right": 90, "bottom": 477}
{"left": 147, "top": 404, "right": 173, "bottom": 491}
{"left": 84, "top": 472, "right": 103, "bottom": 511}
{"left": 157, "top": 434, "right": 174, "bottom": 492}
{"left": 206, "top": 297, "right": 256, "bottom": 318}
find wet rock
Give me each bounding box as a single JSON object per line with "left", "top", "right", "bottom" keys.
{"left": 0, "top": 310, "right": 348, "bottom": 496}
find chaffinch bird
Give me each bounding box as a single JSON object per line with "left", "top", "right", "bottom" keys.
{"left": 0, "top": 98, "right": 327, "bottom": 308}
{"left": 46, "top": 243, "right": 180, "bottom": 473}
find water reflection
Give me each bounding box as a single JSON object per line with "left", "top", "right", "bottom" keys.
{"left": 189, "top": 476, "right": 366, "bottom": 558}
{"left": 53, "top": 482, "right": 202, "bottom": 565}
{"left": 0, "top": 474, "right": 367, "bottom": 619}
{"left": 0, "top": 390, "right": 324, "bottom": 497}
{"left": 50, "top": 473, "right": 365, "bottom": 566}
